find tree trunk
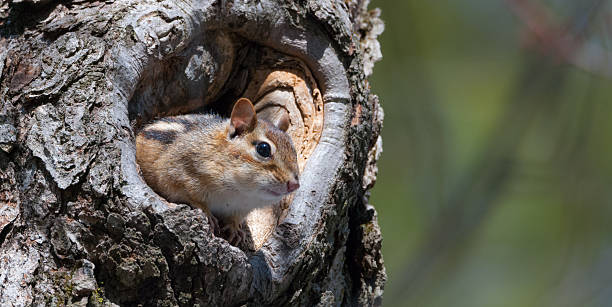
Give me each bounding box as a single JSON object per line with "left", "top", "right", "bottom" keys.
{"left": 0, "top": 0, "right": 385, "bottom": 305}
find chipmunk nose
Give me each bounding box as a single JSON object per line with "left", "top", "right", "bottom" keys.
{"left": 287, "top": 179, "right": 300, "bottom": 193}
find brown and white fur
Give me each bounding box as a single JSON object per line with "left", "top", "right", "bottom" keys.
{"left": 136, "top": 98, "right": 300, "bottom": 245}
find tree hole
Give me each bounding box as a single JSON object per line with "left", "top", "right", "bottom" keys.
{"left": 128, "top": 37, "right": 324, "bottom": 250}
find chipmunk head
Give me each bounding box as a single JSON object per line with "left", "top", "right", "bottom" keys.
{"left": 225, "top": 98, "right": 300, "bottom": 202}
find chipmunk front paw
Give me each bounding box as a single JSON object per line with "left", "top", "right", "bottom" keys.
{"left": 207, "top": 213, "right": 220, "bottom": 235}
{"left": 222, "top": 221, "right": 247, "bottom": 246}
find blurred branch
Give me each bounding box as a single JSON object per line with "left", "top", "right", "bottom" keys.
{"left": 507, "top": 0, "right": 612, "bottom": 78}
{"left": 391, "top": 1, "right": 607, "bottom": 302}
{"left": 391, "top": 57, "right": 567, "bottom": 303}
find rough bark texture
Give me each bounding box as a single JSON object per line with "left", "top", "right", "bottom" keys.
{"left": 0, "top": 0, "right": 385, "bottom": 306}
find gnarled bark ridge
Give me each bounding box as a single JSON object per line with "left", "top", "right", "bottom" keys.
{"left": 0, "top": 0, "right": 385, "bottom": 305}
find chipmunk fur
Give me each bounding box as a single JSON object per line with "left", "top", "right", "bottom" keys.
{"left": 135, "top": 98, "right": 300, "bottom": 244}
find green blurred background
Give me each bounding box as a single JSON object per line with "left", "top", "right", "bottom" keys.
{"left": 369, "top": 1, "right": 612, "bottom": 306}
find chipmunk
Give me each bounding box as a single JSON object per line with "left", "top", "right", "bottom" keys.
{"left": 135, "top": 98, "right": 300, "bottom": 245}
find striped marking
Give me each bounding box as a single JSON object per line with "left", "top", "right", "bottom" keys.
{"left": 140, "top": 129, "right": 178, "bottom": 144}
{"left": 139, "top": 118, "right": 196, "bottom": 145}
{"left": 148, "top": 121, "right": 187, "bottom": 132}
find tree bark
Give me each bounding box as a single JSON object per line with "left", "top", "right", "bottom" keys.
{"left": 0, "top": 0, "right": 385, "bottom": 305}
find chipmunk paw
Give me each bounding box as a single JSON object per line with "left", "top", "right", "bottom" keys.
{"left": 207, "top": 213, "right": 220, "bottom": 235}
{"left": 222, "top": 222, "right": 247, "bottom": 246}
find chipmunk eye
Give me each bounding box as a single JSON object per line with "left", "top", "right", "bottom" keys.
{"left": 256, "top": 142, "right": 272, "bottom": 158}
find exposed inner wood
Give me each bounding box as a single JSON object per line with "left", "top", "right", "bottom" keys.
{"left": 241, "top": 55, "right": 324, "bottom": 250}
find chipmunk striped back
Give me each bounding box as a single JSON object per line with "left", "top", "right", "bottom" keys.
{"left": 136, "top": 114, "right": 225, "bottom": 195}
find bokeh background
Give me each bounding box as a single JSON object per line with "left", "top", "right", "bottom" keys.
{"left": 369, "top": 1, "right": 612, "bottom": 306}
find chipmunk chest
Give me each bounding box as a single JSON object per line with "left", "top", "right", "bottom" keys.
{"left": 206, "top": 190, "right": 267, "bottom": 217}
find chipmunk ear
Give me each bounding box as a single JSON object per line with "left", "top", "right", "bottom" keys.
{"left": 229, "top": 98, "right": 257, "bottom": 137}
{"left": 274, "top": 112, "right": 290, "bottom": 132}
